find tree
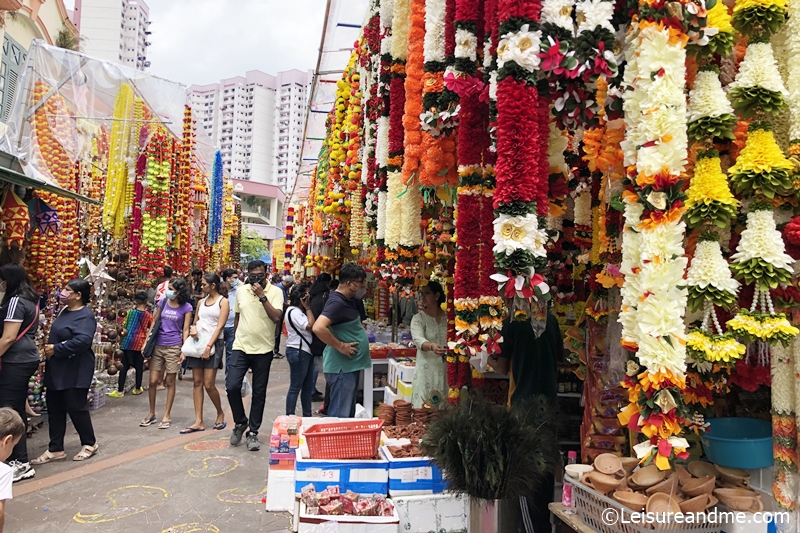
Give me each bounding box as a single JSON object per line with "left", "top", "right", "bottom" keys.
{"left": 55, "top": 24, "right": 83, "bottom": 52}
{"left": 240, "top": 228, "right": 268, "bottom": 261}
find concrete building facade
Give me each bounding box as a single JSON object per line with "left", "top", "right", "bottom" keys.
{"left": 187, "top": 69, "right": 311, "bottom": 192}
{"left": 72, "top": 0, "right": 151, "bottom": 70}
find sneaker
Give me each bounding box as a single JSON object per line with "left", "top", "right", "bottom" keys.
{"left": 230, "top": 423, "right": 247, "bottom": 446}
{"left": 108, "top": 390, "right": 124, "bottom": 398}
{"left": 132, "top": 387, "right": 144, "bottom": 395}
{"left": 246, "top": 433, "right": 261, "bottom": 452}
{"left": 10, "top": 461, "right": 35, "bottom": 483}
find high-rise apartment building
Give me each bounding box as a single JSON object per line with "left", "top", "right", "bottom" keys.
{"left": 72, "top": 0, "right": 152, "bottom": 70}
{"left": 187, "top": 69, "right": 311, "bottom": 191}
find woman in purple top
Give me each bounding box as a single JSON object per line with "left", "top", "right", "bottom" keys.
{"left": 140, "top": 278, "right": 192, "bottom": 429}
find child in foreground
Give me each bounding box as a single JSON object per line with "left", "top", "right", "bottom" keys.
{"left": 0, "top": 407, "right": 25, "bottom": 532}
{"left": 110, "top": 292, "right": 154, "bottom": 398}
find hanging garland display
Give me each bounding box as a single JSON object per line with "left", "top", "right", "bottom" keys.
{"left": 101, "top": 83, "right": 134, "bottom": 238}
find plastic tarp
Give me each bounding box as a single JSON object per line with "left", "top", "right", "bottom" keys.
{"left": 288, "top": 0, "right": 368, "bottom": 205}
{"left": 1, "top": 39, "right": 215, "bottom": 188}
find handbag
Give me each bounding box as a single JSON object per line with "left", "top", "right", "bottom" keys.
{"left": 142, "top": 299, "right": 166, "bottom": 358}
{"left": 0, "top": 302, "right": 38, "bottom": 372}
{"left": 181, "top": 334, "right": 210, "bottom": 358}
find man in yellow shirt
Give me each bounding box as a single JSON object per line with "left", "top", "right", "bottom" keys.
{"left": 225, "top": 260, "right": 284, "bottom": 451}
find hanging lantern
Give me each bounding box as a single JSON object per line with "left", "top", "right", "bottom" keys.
{"left": 32, "top": 198, "right": 61, "bottom": 236}
{"left": 1, "top": 189, "right": 29, "bottom": 248}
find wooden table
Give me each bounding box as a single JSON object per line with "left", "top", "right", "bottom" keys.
{"left": 549, "top": 502, "right": 598, "bottom": 533}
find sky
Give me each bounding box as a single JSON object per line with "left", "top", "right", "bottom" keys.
{"left": 65, "top": 0, "right": 341, "bottom": 87}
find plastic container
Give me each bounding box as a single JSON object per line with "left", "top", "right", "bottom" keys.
{"left": 304, "top": 419, "right": 384, "bottom": 460}
{"left": 701, "top": 417, "right": 772, "bottom": 469}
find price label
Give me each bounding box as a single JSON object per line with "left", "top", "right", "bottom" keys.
{"left": 304, "top": 468, "right": 340, "bottom": 482}
{"left": 401, "top": 467, "right": 432, "bottom": 483}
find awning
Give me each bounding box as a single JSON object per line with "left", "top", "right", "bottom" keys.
{"left": 0, "top": 151, "right": 99, "bottom": 204}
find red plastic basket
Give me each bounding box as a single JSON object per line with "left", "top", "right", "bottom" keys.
{"left": 304, "top": 420, "right": 385, "bottom": 460}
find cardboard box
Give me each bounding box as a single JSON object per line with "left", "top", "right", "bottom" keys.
{"left": 397, "top": 380, "right": 413, "bottom": 402}
{"left": 297, "top": 501, "right": 400, "bottom": 533}
{"left": 381, "top": 446, "right": 448, "bottom": 497}
{"left": 295, "top": 448, "right": 389, "bottom": 496}
{"left": 266, "top": 469, "right": 295, "bottom": 512}
{"left": 394, "top": 493, "right": 469, "bottom": 533}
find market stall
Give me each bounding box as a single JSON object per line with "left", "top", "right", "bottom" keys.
{"left": 286, "top": 0, "right": 800, "bottom": 528}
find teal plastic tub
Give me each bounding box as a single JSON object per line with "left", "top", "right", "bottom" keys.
{"left": 701, "top": 417, "right": 772, "bottom": 469}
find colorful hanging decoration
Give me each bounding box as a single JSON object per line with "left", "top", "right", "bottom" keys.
{"left": 1, "top": 189, "right": 29, "bottom": 248}
{"left": 101, "top": 83, "right": 134, "bottom": 238}
{"left": 208, "top": 150, "right": 223, "bottom": 247}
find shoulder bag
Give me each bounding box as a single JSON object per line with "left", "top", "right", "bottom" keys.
{"left": 286, "top": 307, "right": 310, "bottom": 354}
{"left": 142, "top": 299, "right": 166, "bottom": 358}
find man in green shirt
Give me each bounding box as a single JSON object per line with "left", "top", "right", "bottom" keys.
{"left": 312, "top": 264, "right": 370, "bottom": 418}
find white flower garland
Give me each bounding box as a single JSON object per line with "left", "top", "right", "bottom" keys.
{"left": 729, "top": 42, "right": 788, "bottom": 97}
{"left": 375, "top": 116, "right": 390, "bottom": 170}
{"left": 399, "top": 178, "right": 421, "bottom": 247}
{"left": 575, "top": 0, "right": 615, "bottom": 34}
{"left": 377, "top": 190, "right": 388, "bottom": 240}
{"left": 385, "top": 171, "right": 403, "bottom": 248}
{"left": 687, "top": 70, "right": 735, "bottom": 122}
{"left": 619, "top": 198, "right": 644, "bottom": 347}
{"left": 785, "top": 0, "right": 800, "bottom": 140}
{"left": 492, "top": 213, "right": 548, "bottom": 257}
{"left": 773, "top": 342, "right": 795, "bottom": 414}
{"left": 424, "top": 0, "right": 447, "bottom": 64}
{"left": 730, "top": 209, "right": 795, "bottom": 273}
{"left": 573, "top": 191, "right": 592, "bottom": 226}
{"left": 686, "top": 240, "right": 740, "bottom": 295}
{"left": 497, "top": 24, "right": 543, "bottom": 72}
{"left": 455, "top": 28, "right": 478, "bottom": 61}
{"left": 391, "top": 0, "right": 411, "bottom": 61}
{"left": 541, "top": 0, "right": 575, "bottom": 30}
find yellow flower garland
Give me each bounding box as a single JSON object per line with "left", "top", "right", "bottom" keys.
{"left": 686, "top": 155, "right": 739, "bottom": 207}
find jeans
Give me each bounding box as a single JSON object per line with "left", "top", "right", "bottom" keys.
{"left": 225, "top": 350, "right": 273, "bottom": 435}
{"left": 324, "top": 370, "right": 360, "bottom": 418}
{"left": 118, "top": 350, "right": 144, "bottom": 391}
{"left": 0, "top": 360, "right": 39, "bottom": 463}
{"left": 223, "top": 326, "right": 235, "bottom": 376}
{"left": 46, "top": 388, "right": 96, "bottom": 453}
{"left": 285, "top": 347, "right": 315, "bottom": 417}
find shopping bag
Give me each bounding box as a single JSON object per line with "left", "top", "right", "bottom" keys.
{"left": 241, "top": 375, "right": 252, "bottom": 397}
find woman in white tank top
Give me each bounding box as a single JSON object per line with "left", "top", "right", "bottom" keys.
{"left": 180, "top": 273, "right": 229, "bottom": 433}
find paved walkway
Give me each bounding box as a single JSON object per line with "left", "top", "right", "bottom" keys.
{"left": 5, "top": 346, "right": 305, "bottom": 533}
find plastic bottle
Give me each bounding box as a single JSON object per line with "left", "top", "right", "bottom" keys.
{"left": 562, "top": 450, "right": 577, "bottom": 515}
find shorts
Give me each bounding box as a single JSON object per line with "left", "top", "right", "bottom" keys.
{"left": 150, "top": 345, "right": 182, "bottom": 374}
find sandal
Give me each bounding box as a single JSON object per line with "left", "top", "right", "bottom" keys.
{"left": 73, "top": 443, "right": 99, "bottom": 461}
{"left": 158, "top": 420, "right": 171, "bottom": 429}
{"left": 31, "top": 450, "right": 66, "bottom": 465}
{"left": 180, "top": 426, "right": 204, "bottom": 434}
{"left": 140, "top": 416, "right": 157, "bottom": 427}
{"left": 213, "top": 421, "right": 227, "bottom": 431}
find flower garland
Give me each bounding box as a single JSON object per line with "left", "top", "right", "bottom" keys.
{"left": 101, "top": 83, "right": 134, "bottom": 238}
{"left": 208, "top": 150, "right": 223, "bottom": 247}
{"left": 140, "top": 127, "right": 173, "bottom": 274}
{"left": 617, "top": 11, "right": 695, "bottom": 470}
{"left": 492, "top": 0, "right": 552, "bottom": 332}
{"left": 785, "top": 0, "right": 800, "bottom": 176}
{"left": 285, "top": 206, "right": 295, "bottom": 274}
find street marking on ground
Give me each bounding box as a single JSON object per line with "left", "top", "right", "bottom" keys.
{"left": 184, "top": 437, "right": 230, "bottom": 452}
{"left": 161, "top": 522, "right": 220, "bottom": 533}
{"left": 72, "top": 485, "right": 168, "bottom": 524}
{"left": 216, "top": 485, "right": 268, "bottom": 504}
{"left": 187, "top": 456, "right": 239, "bottom": 478}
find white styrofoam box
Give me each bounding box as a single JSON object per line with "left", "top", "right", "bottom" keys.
{"left": 388, "top": 358, "right": 416, "bottom": 390}
{"left": 383, "top": 385, "right": 399, "bottom": 406}
{"left": 719, "top": 489, "right": 782, "bottom": 533}
{"left": 397, "top": 380, "right": 412, "bottom": 402}
{"left": 381, "top": 446, "right": 448, "bottom": 497}
{"left": 394, "top": 492, "right": 469, "bottom": 532}
{"left": 297, "top": 501, "right": 399, "bottom": 533}
{"left": 295, "top": 448, "right": 389, "bottom": 496}
{"left": 266, "top": 469, "right": 295, "bottom": 512}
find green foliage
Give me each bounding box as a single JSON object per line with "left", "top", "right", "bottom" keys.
{"left": 241, "top": 228, "right": 269, "bottom": 260}
{"left": 55, "top": 24, "right": 83, "bottom": 52}
{"left": 421, "top": 395, "right": 559, "bottom": 500}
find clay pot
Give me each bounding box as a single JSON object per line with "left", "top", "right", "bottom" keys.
{"left": 103, "top": 345, "right": 114, "bottom": 356}
{"left": 114, "top": 361, "right": 123, "bottom": 370}
{"left": 108, "top": 267, "right": 119, "bottom": 279}
{"left": 675, "top": 465, "right": 692, "bottom": 485}
{"left": 582, "top": 471, "right": 622, "bottom": 495}
{"left": 106, "top": 330, "right": 118, "bottom": 341}
{"left": 682, "top": 475, "right": 716, "bottom": 497}
{"left": 114, "top": 349, "right": 124, "bottom": 359}
{"left": 613, "top": 491, "right": 648, "bottom": 512}
{"left": 107, "top": 365, "right": 118, "bottom": 375}
{"left": 646, "top": 493, "right": 681, "bottom": 515}
{"left": 620, "top": 457, "right": 639, "bottom": 476}
{"left": 630, "top": 465, "right": 666, "bottom": 490}
{"left": 565, "top": 464, "right": 593, "bottom": 481}
{"left": 594, "top": 453, "right": 624, "bottom": 478}
{"left": 108, "top": 291, "right": 119, "bottom": 301}
{"left": 688, "top": 461, "right": 720, "bottom": 479}
{"left": 107, "top": 310, "right": 117, "bottom": 321}
{"left": 716, "top": 466, "right": 750, "bottom": 488}
{"left": 645, "top": 475, "right": 680, "bottom": 496}
{"left": 679, "top": 493, "right": 714, "bottom": 514}
{"left": 714, "top": 488, "right": 761, "bottom": 512}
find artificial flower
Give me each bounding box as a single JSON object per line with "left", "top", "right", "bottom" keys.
{"left": 685, "top": 153, "right": 739, "bottom": 228}
{"left": 492, "top": 213, "right": 548, "bottom": 257}
{"left": 635, "top": 335, "right": 688, "bottom": 389}
{"left": 728, "top": 127, "right": 794, "bottom": 198}
{"left": 730, "top": 208, "right": 795, "bottom": 276}
{"left": 541, "top": 0, "right": 575, "bottom": 29}
{"left": 687, "top": 70, "right": 736, "bottom": 122}
{"left": 423, "top": 0, "right": 446, "bottom": 63}
{"left": 728, "top": 42, "right": 788, "bottom": 116}
{"left": 573, "top": 191, "right": 591, "bottom": 226}
{"left": 575, "top": 0, "right": 615, "bottom": 34}
{"left": 728, "top": 309, "right": 799, "bottom": 346}
{"left": 497, "top": 24, "right": 543, "bottom": 72}
{"left": 454, "top": 28, "right": 478, "bottom": 61}
{"left": 707, "top": 0, "right": 734, "bottom": 33}
{"left": 686, "top": 238, "right": 740, "bottom": 310}
{"left": 686, "top": 329, "right": 746, "bottom": 363}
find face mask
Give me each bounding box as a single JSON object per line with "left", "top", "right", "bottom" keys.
{"left": 59, "top": 290, "right": 70, "bottom": 305}
{"left": 355, "top": 286, "right": 367, "bottom": 300}
{"left": 231, "top": 279, "right": 241, "bottom": 289}
{"left": 165, "top": 290, "right": 176, "bottom": 300}
{"left": 249, "top": 276, "right": 264, "bottom": 286}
